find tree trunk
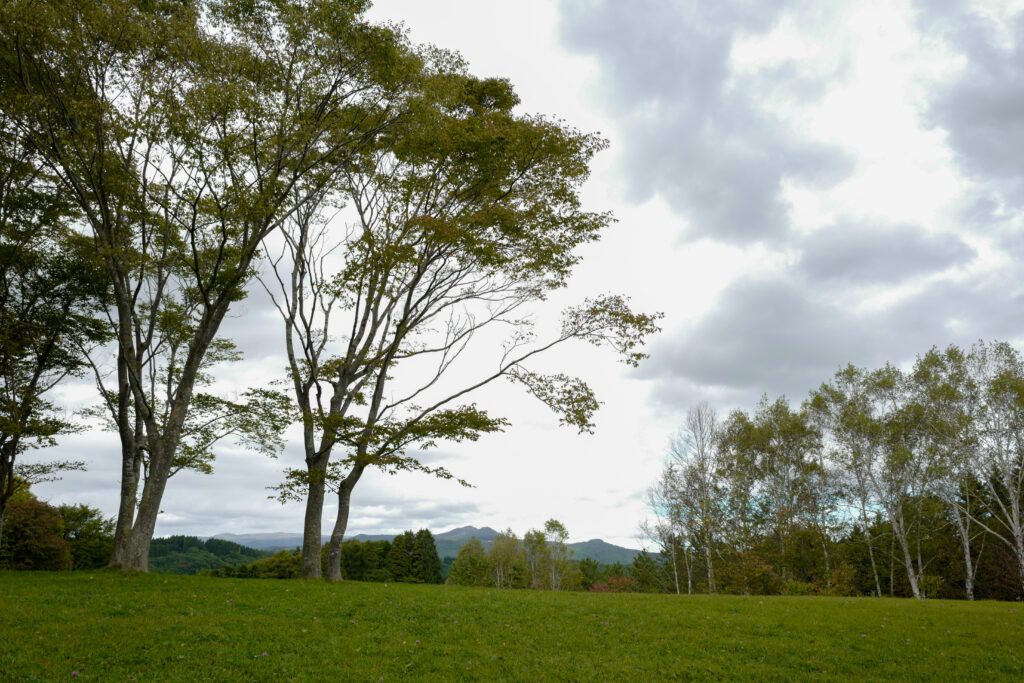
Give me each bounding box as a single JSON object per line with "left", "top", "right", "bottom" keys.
{"left": 301, "top": 454, "right": 330, "bottom": 579}
{"left": 0, "top": 440, "right": 14, "bottom": 550}
{"left": 859, "top": 501, "right": 882, "bottom": 597}
{"left": 893, "top": 516, "right": 922, "bottom": 599}
{"left": 948, "top": 505, "right": 975, "bottom": 600}
{"left": 109, "top": 349, "right": 137, "bottom": 567}
{"left": 121, "top": 439, "right": 177, "bottom": 571}
{"left": 821, "top": 536, "right": 831, "bottom": 590}
{"left": 705, "top": 545, "right": 716, "bottom": 593}
{"left": 109, "top": 446, "right": 140, "bottom": 567}
{"left": 670, "top": 541, "right": 680, "bottom": 595}
{"left": 326, "top": 465, "right": 365, "bottom": 582}
{"left": 683, "top": 546, "right": 693, "bottom": 595}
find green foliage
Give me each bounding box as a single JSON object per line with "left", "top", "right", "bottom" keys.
{"left": 0, "top": 117, "right": 109, "bottom": 532}
{"left": 58, "top": 504, "right": 114, "bottom": 570}
{"left": 386, "top": 531, "right": 416, "bottom": 582}
{"left": 337, "top": 539, "right": 391, "bottom": 582}
{"left": 0, "top": 498, "right": 70, "bottom": 570}
{"left": 411, "top": 529, "right": 443, "bottom": 584}
{"left": 4, "top": 573, "right": 1024, "bottom": 680}
{"left": 149, "top": 536, "right": 269, "bottom": 575}
{"left": 446, "top": 537, "right": 492, "bottom": 587}
{"left": 489, "top": 529, "right": 528, "bottom": 589}
{"left": 243, "top": 550, "right": 303, "bottom": 579}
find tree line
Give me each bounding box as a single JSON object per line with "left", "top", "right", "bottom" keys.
{"left": 0, "top": 0, "right": 657, "bottom": 574}
{"left": 210, "top": 529, "right": 444, "bottom": 583}
{"left": 444, "top": 519, "right": 637, "bottom": 592}
{"left": 644, "top": 341, "right": 1024, "bottom": 601}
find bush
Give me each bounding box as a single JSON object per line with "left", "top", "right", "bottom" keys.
{"left": 590, "top": 576, "right": 635, "bottom": 593}
{"left": 249, "top": 550, "right": 302, "bottom": 578}
{"left": 59, "top": 504, "right": 114, "bottom": 570}
{"left": 0, "top": 499, "right": 72, "bottom": 570}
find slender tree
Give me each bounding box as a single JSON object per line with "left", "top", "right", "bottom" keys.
{"left": 265, "top": 53, "right": 659, "bottom": 579}
{"left": 667, "top": 403, "right": 723, "bottom": 592}
{"left": 963, "top": 341, "right": 1024, "bottom": 594}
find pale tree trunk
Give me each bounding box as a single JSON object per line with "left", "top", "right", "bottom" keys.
{"left": 821, "top": 537, "right": 831, "bottom": 590}
{"left": 704, "top": 544, "right": 716, "bottom": 593}
{"left": 669, "top": 540, "right": 680, "bottom": 595}
{"left": 892, "top": 514, "right": 922, "bottom": 599}
{"left": 858, "top": 501, "right": 882, "bottom": 597}
{"left": 950, "top": 506, "right": 976, "bottom": 600}
{"left": 683, "top": 546, "right": 693, "bottom": 595}
{"left": 326, "top": 465, "right": 365, "bottom": 582}
{"left": 889, "top": 534, "right": 895, "bottom": 597}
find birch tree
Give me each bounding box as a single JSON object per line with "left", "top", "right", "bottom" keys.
{"left": 813, "top": 364, "right": 935, "bottom": 599}
{"left": 964, "top": 341, "right": 1024, "bottom": 594}
{"left": 665, "top": 402, "right": 723, "bottom": 592}
{"left": 912, "top": 346, "right": 985, "bottom": 600}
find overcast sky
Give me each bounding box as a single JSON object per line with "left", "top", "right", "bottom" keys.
{"left": 36, "top": 0, "right": 1024, "bottom": 550}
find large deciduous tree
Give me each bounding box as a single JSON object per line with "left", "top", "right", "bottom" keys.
{"left": 0, "top": 115, "right": 108, "bottom": 546}
{"left": 0, "top": 0, "right": 423, "bottom": 570}
{"left": 264, "top": 55, "right": 660, "bottom": 579}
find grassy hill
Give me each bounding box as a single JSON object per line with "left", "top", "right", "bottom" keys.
{"left": 2, "top": 571, "right": 1022, "bottom": 680}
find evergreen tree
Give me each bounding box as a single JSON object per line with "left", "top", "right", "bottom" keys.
{"left": 386, "top": 531, "right": 415, "bottom": 582}
{"left": 412, "top": 529, "right": 443, "bottom": 584}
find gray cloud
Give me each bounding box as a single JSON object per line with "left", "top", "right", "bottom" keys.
{"left": 797, "top": 222, "right": 976, "bottom": 286}
{"left": 642, "top": 265, "right": 1024, "bottom": 412}
{"left": 917, "top": 2, "right": 1024, "bottom": 204}
{"left": 558, "top": 0, "right": 852, "bottom": 244}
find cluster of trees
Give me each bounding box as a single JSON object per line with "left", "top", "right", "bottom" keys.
{"left": 447, "top": 520, "right": 580, "bottom": 590}
{"left": 0, "top": 486, "right": 113, "bottom": 570}
{"left": 211, "top": 528, "right": 443, "bottom": 583}
{"left": 0, "top": 0, "right": 657, "bottom": 575}
{"left": 645, "top": 341, "right": 1024, "bottom": 601}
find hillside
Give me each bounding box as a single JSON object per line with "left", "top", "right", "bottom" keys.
{"left": 148, "top": 536, "right": 269, "bottom": 574}
{"left": 209, "top": 526, "right": 638, "bottom": 564}
{"left": 3, "top": 572, "right": 1022, "bottom": 680}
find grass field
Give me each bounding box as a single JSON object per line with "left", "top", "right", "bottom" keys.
{"left": 2, "top": 571, "right": 1022, "bottom": 681}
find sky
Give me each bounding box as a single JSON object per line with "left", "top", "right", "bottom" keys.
{"left": 35, "top": 0, "right": 1024, "bottom": 550}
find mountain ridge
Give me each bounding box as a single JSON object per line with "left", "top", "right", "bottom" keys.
{"left": 210, "top": 526, "right": 639, "bottom": 565}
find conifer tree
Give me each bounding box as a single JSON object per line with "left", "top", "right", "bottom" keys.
{"left": 412, "top": 529, "right": 443, "bottom": 584}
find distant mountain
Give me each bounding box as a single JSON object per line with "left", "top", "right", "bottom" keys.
{"left": 567, "top": 539, "right": 638, "bottom": 566}
{"left": 436, "top": 525, "right": 500, "bottom": 542}
{"left": 210, "top": 526, "right": 638, "bottom": 565}
{"left": 211, "top": 533, "right": 307, "bottom": 550}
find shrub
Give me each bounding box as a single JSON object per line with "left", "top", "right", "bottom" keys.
{"left": 0, "top": 499, "right": 72, "bottom": 570}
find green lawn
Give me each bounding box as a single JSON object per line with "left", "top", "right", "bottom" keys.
{"left": 1, "top": 572, "right": 1022, "bottom": 681}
